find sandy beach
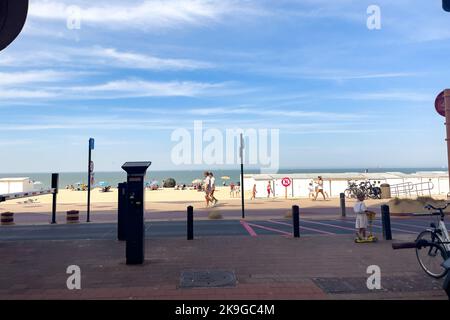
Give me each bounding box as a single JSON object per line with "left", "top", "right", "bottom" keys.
{"left": 2, "top": 186, "right": 447, "bottom": 224}
{"left": 0, "top": 186, "right": 390, "bottom": 218}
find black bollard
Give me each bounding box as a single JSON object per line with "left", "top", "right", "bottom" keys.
{"left": 187, "top": 206, "right": 194, "bottom": 240}
{"left": 381, "top": 205, "right": 392, "bottom": 240}
{"left": 117, "top": 182, "right": 127, "bottom": 241}
{"left": 340, "top": 193, "right": 346, "bottom": 217}
{"left": 51, "top": 173, "right": 59, "bottom": 224}
{"left": 292, "top": 205, "right": 300, "bottom": 238}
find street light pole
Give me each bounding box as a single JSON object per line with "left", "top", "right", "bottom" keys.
{"left": 87, "top": 138, "right": 94, "bottom": 222}
{"left": 240, "top": 133, "right": 245, "bottom": 219}
{"left": 444, "top": 90, "right": 450, "bottom": 197}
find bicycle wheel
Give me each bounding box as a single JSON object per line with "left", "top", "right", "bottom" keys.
{"left": 415, "top": 230, "right": 449, "bottom": 279}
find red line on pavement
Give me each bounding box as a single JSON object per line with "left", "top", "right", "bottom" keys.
{"left": 247, "top": 222, "right": 292, "bottom": 236}
{"left": 267, "top": 220, "right": 336, "bottom": 235}
{"left": 240, "top": 220, "right": 257, "bottom": 237}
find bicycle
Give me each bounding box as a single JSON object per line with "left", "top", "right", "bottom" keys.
{"left": 414, "top": 204, "right": 450, "bottom": 278}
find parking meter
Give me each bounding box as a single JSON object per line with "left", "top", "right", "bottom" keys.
{"left": 121, "top": 162, "right": 151, "bottom": 265}
{"left": 117, "top": 182, "right": 127, "bottom": 241}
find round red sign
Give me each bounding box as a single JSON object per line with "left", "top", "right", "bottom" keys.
{"left": 281, "top": 177, "right": 291, "bottom": 187}
{"left": 435, "top": 90, "right": 445, "bottom": 117}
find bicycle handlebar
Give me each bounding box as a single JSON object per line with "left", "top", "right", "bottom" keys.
{"left": 424, "top": 203, "right": 449, "bottom": 211}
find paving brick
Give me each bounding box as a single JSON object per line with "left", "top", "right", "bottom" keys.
{"left": 0, "top": 235, "right": 447, "bottom": 300}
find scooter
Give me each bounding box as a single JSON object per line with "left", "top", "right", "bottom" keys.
{"left": 355, "top": 211, "right": 378, "bottom": 243}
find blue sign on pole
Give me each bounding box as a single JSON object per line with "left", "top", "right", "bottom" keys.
{"left": 89, "top": 138, "right": 95, "bottom": 150}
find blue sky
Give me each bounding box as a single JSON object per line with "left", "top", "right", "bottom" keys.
{"left": 1, "top": 0, "right": 450, "bottom": 172}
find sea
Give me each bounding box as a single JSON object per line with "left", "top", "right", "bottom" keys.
{"left": 0, "top": 168, "right": 445, "bottom": 189}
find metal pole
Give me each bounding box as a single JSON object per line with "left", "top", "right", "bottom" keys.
{"left": 51, "top": 173, "right": 58, "bottom": 224}
{"left": 292, "top": 205, "right": 300, "bottom": 238}
{"left": 340, "top": 193, "right": 346, "bottom": 217}
{"left": 444, "top": 89, "right": 450, "bottom": 197}
{"left": 87, "top": 139, "right": 92, "bottom": 223}
{"left": 381, "top": 205, "right": 392, "bottom": 240}
{"left": 240, "top": 133, "right": 245, "bottom": 219}
{"left": 187, "top": 206, "right": 194, "bottom": 240}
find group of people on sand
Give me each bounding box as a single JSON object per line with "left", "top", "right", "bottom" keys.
{"left": 229, "top": 182, "right": 240, "bottom": 198}
{"left": 203, "top": 171, "right": 219, "bottom": 207}
{"left": 308, "top": 176, "right": 329, "bottom": 201}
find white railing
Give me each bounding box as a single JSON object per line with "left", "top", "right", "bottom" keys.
{"left": 390, "top": 181, "right": 434, "bottom": 197}
{"left": 0, "top": 188, "right": 55, "bottom": 202}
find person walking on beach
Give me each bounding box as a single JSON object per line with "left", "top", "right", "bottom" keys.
{"left": 251, "top": 184, "right": 257, "bottom": 200}
{"left": 313, "top": 176, "right": 326, "bottom": 201}
{"left": 209, "top": 172, "right": 218, "bottom": 206}
{"left": 267, "top": 181, "right": 272, "bottom": 198}
{"left": 203, "top": 171, "right": 212, "bottom": 207}
{"left": 230, "top": 182, "right": 235, "bottom": 198}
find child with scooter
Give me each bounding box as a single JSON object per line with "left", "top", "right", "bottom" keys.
{"left": 354, "top": 193, "right": 377, "bottom": 243}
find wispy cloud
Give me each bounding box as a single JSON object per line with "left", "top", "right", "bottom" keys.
{"left": 68, "top": 80, "right": 230, "bottom": 98}
{"left": 28, "top": 0, "right": 263, "bottom": 31}
{"left": 333, "top": 91, "right": 434, "bottom": 102}
{"left": 0, "top": 70, "right": 73, "bottom": 86}
{"left": 91, "top": 47, "right": 213, "bottom": 70}
{"left": 0, "top": 46, "right": 213, "bottom": 71}
{"left": 187, "top": 107, "right": 366, "bottom": 120}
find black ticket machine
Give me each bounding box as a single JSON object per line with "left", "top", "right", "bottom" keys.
{"left": 121, "top": 161, "right": 151, "bottom": 265}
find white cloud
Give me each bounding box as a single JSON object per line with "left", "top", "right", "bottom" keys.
{"left": 88, "top": 47, "right": 213, "bottom": 70}
{"left": 70, "top": 80, "right": 227, "bottom": 98}
{"left": 0, "top": 46, "right": 213, "bottom": 71}
{"left": 0, "top": 70, "right": 72, "bottom": 86}
{"left": 28, "top": 0, "right": 260, "bottom": 31}
{"left": 334, "top": 91, "right": 434, "bottom": 102}
{"left": 187, "top": 107, "right": 366, "bottom": 120}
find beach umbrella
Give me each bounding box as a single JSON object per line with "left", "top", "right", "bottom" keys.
{"left": 221, "top": 176, "right": 231, "bottom": 180}
{"left": 98, "top": 181, "right": 108, "bottom": 187}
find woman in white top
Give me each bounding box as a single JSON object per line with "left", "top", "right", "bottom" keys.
{"left": 203, "top": 171, "right": 211, "bottom": 207}
{"left": 313, "top": 176, "right": 326, "bottom": 201}
{"left": 209, "top": 172, "right": 218, "bottom": 205}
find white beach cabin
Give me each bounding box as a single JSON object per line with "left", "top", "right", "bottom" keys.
{"left": 0, "top": 177, "right": 35, "bottom": 195}
{"left": 243, "top": 172, "right": 450, "bottom": 199}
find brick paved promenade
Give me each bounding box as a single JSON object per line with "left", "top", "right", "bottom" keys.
{"left": 0, "top": 234, "right": 447, "bottom": 300}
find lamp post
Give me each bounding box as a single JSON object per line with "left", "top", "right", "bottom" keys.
{"left": 240, "top": 133, "right": 245, "bottom": 219}
{"left": 87, "top": 138, "right": 94, "bottom": 222}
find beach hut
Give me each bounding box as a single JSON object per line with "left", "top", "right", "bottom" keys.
{"left": 0, "top": 177, "right": 35, "bottom": 195}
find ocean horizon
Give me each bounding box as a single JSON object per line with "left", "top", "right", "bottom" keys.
{"left": 0, "top": 168, "right": 446, "bottom": 189}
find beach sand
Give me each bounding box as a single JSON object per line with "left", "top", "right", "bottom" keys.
{"left": 0, "top": 186, "right": 390, "bottom": 216}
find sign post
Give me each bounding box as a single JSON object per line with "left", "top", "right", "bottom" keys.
{"left": 87, "top": 138, "right": 94, "bottom": 222}
{"left": 435, "top": 90, "right": 450, "bottom": 197}
{"left": 282, "top": 177, "right": 292, "bottom": 199}
{"left": 240, "top": 133, "right": 245, "bottom": 219}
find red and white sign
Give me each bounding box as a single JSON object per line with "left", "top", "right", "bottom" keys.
{"left": 435, "top": 90, "right": 445, "bottom": 117}
{"left": 281, "top": 177, "right": 291, "bottom": 187}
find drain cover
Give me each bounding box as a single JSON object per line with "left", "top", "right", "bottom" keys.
{"left": 180, "top": 270, "right": 236, "bottom": 288}
{"left": 313, "top": 276, "right": 443, "bottom": 294}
